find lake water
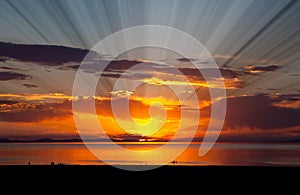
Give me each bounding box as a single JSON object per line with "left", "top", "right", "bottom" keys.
{"left": 0, "top": 142, "right": 300, "bottom": 166}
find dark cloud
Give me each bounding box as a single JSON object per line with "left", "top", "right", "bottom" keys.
{"left": 105, "top": 60, "right": 140, "bottom": 71}
{"left": 0, "top": 100, "right": 19, "bottom": 105}
{"left": 100, "top": 72, "right": 153, "bottom": 80}
{"left": 247, "top": 65, "right": 280, "bottom": 73}
{"left": 76, "top": 60, "right": 169, "bottom": 79}
{"left": 96, "top": 61, "right": 240, "bottom": 85}
{"left": 0, "top": 42, "right": 243, "bottom": 91}
{"left": 0, "top": 66, "right": 18, "bottom": 70}
{"left": 99, "top": 61, "right": 165, "bottom": 80}
{"left": 108, "top": 133, "right": 167, "bottom": 142}
{"left": 66, "top": 65, "right": 80, "bottom": 70}
{"left": 100, "top": 73, "right": 122, "bottom": 78}
{"left": 179, "top": 68, "right": 239, "bottom": 80}
{"left": 222, "top": 94, "right": 300, "bottom": 129}
{"left": 0, "top": 42, "right": 99, "bottom": 65}
{"left": 251, "top": 65, "right": 280, "bottom": 72}
{"left": 22, "top": 84, "right": 38, "bottom": 88}
{"left": 176, "top": 58, "right": 200, "bottom": 62}
{"left": 0, "top": 42, "right": 242, "bottom": 84}
{"left": 68, "top": 59, "right": 156, "bottom": 72}
{"left": 0, "top": 71, "right": 30, "bottom": 81}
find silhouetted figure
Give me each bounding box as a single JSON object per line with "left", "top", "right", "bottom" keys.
{"left": 51, "top": 162, "right": 55, "bottom": 165}
{"left": 27, "top": 161, "right": 30, "bottom": 165}
{"left": 171, "top": 160, "right": 178, "bottom": 164}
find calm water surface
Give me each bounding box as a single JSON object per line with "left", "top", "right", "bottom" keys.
{"left": 0, "top": 142, "right": 300, "bottom": 166}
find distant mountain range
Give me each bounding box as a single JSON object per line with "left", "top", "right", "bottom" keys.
{"left": 0, "top": 138, "right": 83, "bottom": 143}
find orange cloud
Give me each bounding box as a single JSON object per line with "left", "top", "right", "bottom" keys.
{"left": 272, "top": 100, "right": 300, "bottom": 109}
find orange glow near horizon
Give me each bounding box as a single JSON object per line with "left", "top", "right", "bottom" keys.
{"left": 0, "top": 88, "right": 211, "bottom": 141}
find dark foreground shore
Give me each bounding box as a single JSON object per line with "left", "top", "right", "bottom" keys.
{"left": 1, "top": 165, "right": 299, "bottom": 184}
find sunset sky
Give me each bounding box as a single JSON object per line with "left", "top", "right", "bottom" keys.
{"left": 0, "top": 0, "right": 300, "bottom": 142}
